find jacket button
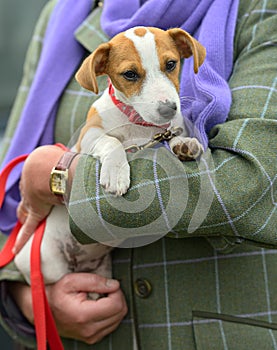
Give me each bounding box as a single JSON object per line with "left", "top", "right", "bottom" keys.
{"left": 134, "top": 278, "right": 152, "bottom": 298}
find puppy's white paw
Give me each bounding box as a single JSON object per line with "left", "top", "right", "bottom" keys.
{"left": 100, "top": 159, "right": 130, "bottom": 195}
{"left": 170, "top": 137, "right": 204, "bottom": 161}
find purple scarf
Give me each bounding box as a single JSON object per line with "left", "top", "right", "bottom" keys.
{"left": 0, "top": 0, "right": 92, "bottom": 234}
{"left": 101, "top": 0, "right": 239, "bottom": 144}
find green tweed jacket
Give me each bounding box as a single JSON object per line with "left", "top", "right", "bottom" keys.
{"left": 0, "top": 0, "right": 276, "bottom": 349}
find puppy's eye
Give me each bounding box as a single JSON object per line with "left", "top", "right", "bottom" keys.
{"left": 122, "top": 70, "right": 139, "bottom": 81}
{"left": 166, "top": 60, "right": 177, "bottom": 72}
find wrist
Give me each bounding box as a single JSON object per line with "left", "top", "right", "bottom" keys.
{"left": 50, "top": 151, "right": 80, "bottom": 202}
{"left": 22, "top": 145, "right": 79, "bottom": 206}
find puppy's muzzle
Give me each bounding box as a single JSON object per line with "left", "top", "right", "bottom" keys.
{"left": 158, "top": 100, "right": 177, "bottom": 119}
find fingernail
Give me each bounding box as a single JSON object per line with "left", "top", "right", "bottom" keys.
{"left": 106, "top": 279, "right": 119, "bottom": 288}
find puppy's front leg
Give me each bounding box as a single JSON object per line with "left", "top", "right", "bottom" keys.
{"left": 81, "top": 128, "right": 130, "bottom": 196}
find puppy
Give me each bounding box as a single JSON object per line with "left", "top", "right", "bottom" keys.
{"left": 14, "top": 27, "right": 206, "bottom": 297}
{"left": 75, "top": 26, "right": 205, "bottom": 195}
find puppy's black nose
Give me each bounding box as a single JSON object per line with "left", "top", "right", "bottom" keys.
{"left": 158, "top": 100, "right": 177, "bottom": 118}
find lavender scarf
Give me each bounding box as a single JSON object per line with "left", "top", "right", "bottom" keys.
{"left": 0, "top": 0, "right": 239, "bottom": 234}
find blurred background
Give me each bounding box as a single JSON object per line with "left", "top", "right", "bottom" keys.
{"left": 0, "top": 1, "right": 47, "bottom": 347}
{"left": 0, "top": 0, "right": 47, "bottom": 143}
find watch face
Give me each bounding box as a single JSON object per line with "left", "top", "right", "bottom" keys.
{"left": 50, "top": 170, "right": 68, "bottom": 195}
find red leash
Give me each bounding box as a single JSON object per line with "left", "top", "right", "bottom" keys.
{"left": 0, "top": 153, "right": 64, "bottom": 350}
{"left": 31, "top": 220, "right": 63, "bottom": 350}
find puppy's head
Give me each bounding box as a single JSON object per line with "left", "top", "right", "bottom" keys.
{"left": 76, "top": 27, "right": 206, "bottom": 126}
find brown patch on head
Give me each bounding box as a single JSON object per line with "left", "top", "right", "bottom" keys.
{"left": 105, "top": 32, "right": 146, "bottom": 98}
{"left": 167, "top": 28, "right": 206, "bottom": 73}
{"left": 134, "top": 27, "right": 147, "bottom": 37}
{"left": 148, "top": 27, "right": 181, "bottom": 92}
{"left": 75, "top": 31, "right": 147, "bottom": 99}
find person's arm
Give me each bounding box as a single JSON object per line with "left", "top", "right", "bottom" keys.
{"left": 69, "top": 115, "right": 276, "bottom": 252}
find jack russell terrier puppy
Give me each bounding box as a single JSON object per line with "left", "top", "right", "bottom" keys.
{"left": 15, "top": 27, "right": 206, "bottom": 298}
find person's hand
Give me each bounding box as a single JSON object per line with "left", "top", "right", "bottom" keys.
{"left": 14, "top": 145, "right": 79, "bottom": 254}
{"left": 9, "top": 273, "right": 128, "bottom": 344}
{"left": 46, "top": 274, "right": 128, "bottom": 343}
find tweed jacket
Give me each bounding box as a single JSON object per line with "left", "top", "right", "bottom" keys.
{"left": 0, "top": 0, "right": 276, "bottom": 349}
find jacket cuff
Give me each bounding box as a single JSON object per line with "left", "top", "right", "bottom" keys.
{"left": 0, "top": 281, "right": 35, "bottom": 348}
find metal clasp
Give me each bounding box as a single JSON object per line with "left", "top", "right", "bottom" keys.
{"left": 125, "top": 126, "right": 183, "bottom": 153}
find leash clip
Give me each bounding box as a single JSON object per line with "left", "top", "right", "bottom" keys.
{"left": 125, "top": 126, "right": 183, "bottom": 153}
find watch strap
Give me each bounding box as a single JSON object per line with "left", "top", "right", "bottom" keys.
{"left": 56, "top": 151, "right": 78, "bottom": 171}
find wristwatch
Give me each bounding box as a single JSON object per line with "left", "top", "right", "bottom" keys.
{"left": 50, "top": 152, "right": 78, "bottom": 197}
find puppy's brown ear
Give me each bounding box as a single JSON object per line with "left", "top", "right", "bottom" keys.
{"left": 168, "top": 28, "right": 206, "bottom": 74}
{"left": 75, "top": 43, "right": 110, "bottom": 94}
